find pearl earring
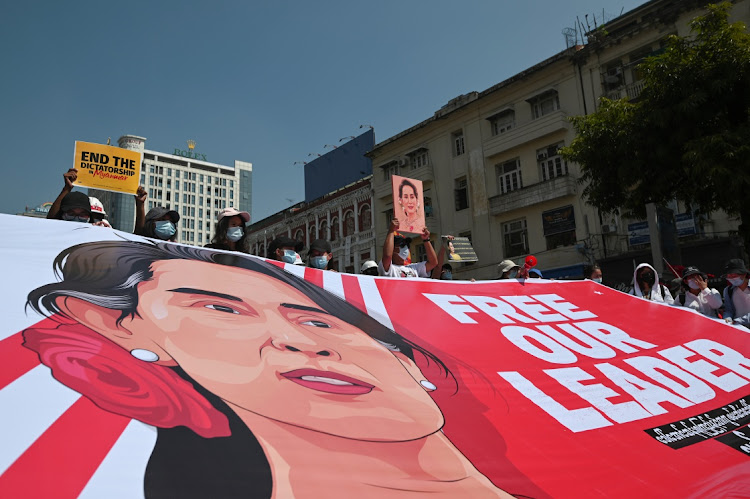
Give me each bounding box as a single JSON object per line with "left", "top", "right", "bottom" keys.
{"left": 420, "top": 380, "right": 436, "bottom": 391}
{"left": 130, "top": 349, "right": 159, "bottom": 362}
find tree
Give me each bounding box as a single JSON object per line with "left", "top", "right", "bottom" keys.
{"left": 563, "top": 2, "right": 750, "bottom": 249}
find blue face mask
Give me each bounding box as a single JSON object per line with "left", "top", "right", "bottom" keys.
{"left": 441, "top": 272, "right": 453, "bottom": 280}
{"left": 310, "top": 255, "right": 329, "bottom": 269}
{"left": 592, "top": 277, "right": 602, "bottom": 284}
{"left": 62, "top": 213, "right": 90, "bottom": 223}
{"left": 282, "top": 249, "right": 297, "bottom": 264}
{"left": 226, "top": 226, "right": 243, "bottom": 242}
{"left": 154, "top": 220, "right": 176, "bottom": 240}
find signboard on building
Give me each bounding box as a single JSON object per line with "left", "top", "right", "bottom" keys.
{"left": 73, "top": 141, "right": 142, "bottom": 195}
{"left": 542, "top": 205, "right": 576, "bottom": 236}
{"left": 628, "top": 213, "right": 697, "bottom": 247}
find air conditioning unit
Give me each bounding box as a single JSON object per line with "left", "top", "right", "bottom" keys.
{"left": 398, "top": 158, "right": 409, "bottom": 167}
{"left": 601, "top": 223, "right": 617, "bottom": 234}
{"left": 537, "top": 152, "right": 548, "bottom": 161}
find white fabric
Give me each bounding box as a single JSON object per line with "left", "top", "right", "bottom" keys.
{"left": 378, "top": 260, "right": 429, "bottom": 278}
{"left": 732, "top": 285, "right": 750, "bottom": 319}
{"left": 682, "top": 288, "right": 723, "bottom": 317}
{"left": 629, "top": 263, "right": 674, "bottom": 305}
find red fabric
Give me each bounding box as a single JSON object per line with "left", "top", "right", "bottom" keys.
{"left": 22, "top": 317, "right": 230, "bottom": 438}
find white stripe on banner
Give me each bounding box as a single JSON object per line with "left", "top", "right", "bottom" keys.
{"left": 357, "top": 276, "right": 395, "bottom": 330}
{"left": 283, "top": 263, "right": 306, "bottom": 279}
{"left": 0, "top": 365, "right": 80, "bottom": 475}
{"left": 322, "top": 270, "right": 345, "bottom": 300}
{"left": 79, "top": 420, "right": 157, "bottom": 499}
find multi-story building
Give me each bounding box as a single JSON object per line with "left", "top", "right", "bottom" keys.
{"left": 246, "top": 132, "right": 376, "bottom": 271}
{"left": 368, "top": 0, "right": 748, "bottom": 284}
{"left": 90, "top": 135, "right": 253, "bottom": 246}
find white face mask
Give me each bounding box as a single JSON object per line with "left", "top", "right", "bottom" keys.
{"left": 398, "top": 245, "right": 410, "bottom": 261}
{"left": 687, "top": 280, "right": 700, "bottom": 290}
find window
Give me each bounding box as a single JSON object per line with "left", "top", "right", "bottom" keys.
{"left": 490, "top": 109, "right": 515, "bottom": 135}
{"left": 150, "top": 166, "right": 155, "bottom": 174}
{"left": 183, "top": 194, "right": 187, "bottom": 203}
{"left": 343, "top": 210, "right": 354, "bottom": 237}
{"left": 423, "top": 195, "right": 433, "bottom": 217}
{"left": 199, "top": 208, "right": 203, "bottom": 218}
{"left": 166, "top": 192, "right": 171, "bottom": 201}
{"left": 167, "top": 179, "right": 171, "bottom": 188}
{"left": 320, "top": 220, "right": 329, "bottom": 239}
{"left": 294, "top": 229, "right": 305, "bottom": 245}
{"left": 496, "top": 159, "right": 523, "bottom": 194}
{"left": 359, "top": 204, "right": 371, "bottom": 230}
{"left": 230, "top": 190, "right": 233, "bottom": 199}
{"left": 199, "top": 185, "right": 203, "bottom": 194}
{"left": 454, "top": 177, "right": 469, "bottom": 211}
{"left": 538, "top": 143, "right": 568, "bottom": 181}
{"left": 529, "top": 90, "right": 560, "bottom": 119}
{"left": 230, "top": 180, "right": 234, "bottom": 188}
{"left": 382, "top": 162, "right": 399, "bottom": 181}
{"left": 384, "top": 208, "right": 393, "bottom": 227}
{"left": 331, "top": 217, "right": 339, "bottom": 241}
{"left": 141, "top": 174, "right": 145, "bottom": 184}
{"left": 309, "top": 225, "right": 316, "bottom": 242}
{"left": 200, "top": 174, "right": 204, "bottom": 182}
{"left": 149, "top": 176, "right": 154, "bottom": 186}
{"left": 503, "top": 219, "right": 528, "bottom": 258}
{"left": 410, "top": 151, "right": 428, "bottom": 170}
{"left": 198, "top": 233, "right": 203, "bottom": 243}
{"left": 452, "top": 131, "right": 465, "bottom": 156}
{"left": 168, "top": 168, "right": 172, "bottom": 177}
{"left": 184, "top": 171, "right": 189, "bottom": 179}
{"left": 416, "top": 243, "right": 427, "bottom": 262}
{"left": 176, "top": 180, "right": 180, "bottom": 190}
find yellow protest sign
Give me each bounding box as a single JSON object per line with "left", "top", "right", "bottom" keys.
{"left": 73, "top": 141, "right": 141, "bottom": 194}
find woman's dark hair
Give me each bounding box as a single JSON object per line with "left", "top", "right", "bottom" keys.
{"left": 27, "top": 240, "right": 449, "bottom": 498}
{"left": 398, "top": 179, "right": 418, "bottom": 199}
{"left": 210, "top": 215, "right": 250, "bottom": 253}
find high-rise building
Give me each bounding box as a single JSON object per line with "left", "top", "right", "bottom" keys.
{"left": 90, "top": 135, "right": 253, "bottom": 246}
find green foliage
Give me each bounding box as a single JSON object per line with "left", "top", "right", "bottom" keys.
{"left": 562, "top": 2, "right": 750, "bottom": 242}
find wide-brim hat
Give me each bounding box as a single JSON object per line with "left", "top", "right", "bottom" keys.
{"left": 681, "top": 266, "right": 706, "bottom": 280}
{"left": 217, "top": 207, "right": 250, "bottom": 224}
{"left": 145, "top": 206, "right": 180, "bottom": 224}
{"left": 497, "top": 259, "right": 520, "bottom": 274}
{"left": 60, "top": 191, "right": 91, "bottom": 214}
{"left": 724, "top": 258, "right": 749, "bottom": 276}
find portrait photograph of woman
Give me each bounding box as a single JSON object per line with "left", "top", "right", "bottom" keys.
{"left": 391, "top": 175, "right": 425, "bottom": 235}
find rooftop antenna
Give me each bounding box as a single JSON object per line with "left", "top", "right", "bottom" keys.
{"left": 584, "top": 14, "right": 592, "bottom": 32}
{"left": 323, "top": 144, "right": 338, "bottom": 149}
{"left": 359, "top": 124, "right": 374, "bottom": 130}
{"left": 293, "top": 161, "right": 307, "bottom": 165}
{"left": 339, "top": 136, "right": 356, "bottom": 142}
{"left": 307, "top": 153, "right": 321, "bottom": 157}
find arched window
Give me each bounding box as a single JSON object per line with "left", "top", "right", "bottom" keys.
{"left": 343, "top": 210, "right": 355, "bottom": 236}
{"left": 359, "top": 204, "right": 371, "bottom": 230}
{"left": 320, "top": 220, "right": 328, "bottom": 240}
{"left": 308, "top": 224, "right": 316, "bottom": 242}
{"left": 330, "top": 217, "right": 339, "bottom": 241}
{"left": 294, "top": 228, "right": 305, "bottom": 245}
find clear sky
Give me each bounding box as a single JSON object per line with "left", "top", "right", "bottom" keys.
{"left": 1, "top": 0, "right": 646, "bottom": 221}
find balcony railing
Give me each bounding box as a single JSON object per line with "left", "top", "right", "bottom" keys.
{"left": 483, "top": 109, "right": 569, "bottom": 157}
{"left": 489, "top": 175, "right": 577, "bottom": 215}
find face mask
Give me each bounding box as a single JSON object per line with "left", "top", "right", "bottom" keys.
{"left": 592, "top": 277, "right": 602, "bottom": 284}
{"left": 729, "top": 277, "right": 745, "bottom": 287}
{"left": 398, "top": 246, "right": 410, "bottom": 261}
{"left": 363, "top": 269, "right": 379, "bottom": 276}
{"left": 687, "top": 280, "right": 700, "bottom": 290}
{"left": 154, "top": 220, "right": 176, "bottom": 240}
{"left": 62, "top": 213, "right": 89, "bottom": 223}
{"left": 638, "top": 272, "right": 655, "bottom": 287}
{"left": 281, "top": 249, "right": 297, "bottom": 264}
{"left": 310, "top": 255, "right": 329, "bottom": 269}
{"left": 441, "top": 272, "right": 453, "bottom": 280}
{"left": 226, "top": 226, "right": 243, "bottom": 242}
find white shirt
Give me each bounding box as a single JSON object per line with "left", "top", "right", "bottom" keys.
{"left": 732, "top": 285, "right": 750, "bottom": 318}
{"left": 682, "top": 288, "right": 723, "bottom": 317}
{"left": 378, "top": 260, "right": 429, "bottom": 278}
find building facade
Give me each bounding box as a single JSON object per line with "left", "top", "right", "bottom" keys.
{"left": 368, "top": 0, "right": 748, "bottom": 284}
{"left": 90, "top": 135, "right": 253, "bottom": 246}
{"left": 246, "top": 176, "right": 375, "bottom": 273}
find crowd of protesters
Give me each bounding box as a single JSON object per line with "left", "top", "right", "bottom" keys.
{"left": 47, "top": 169, "right": 749, "bottom": 327}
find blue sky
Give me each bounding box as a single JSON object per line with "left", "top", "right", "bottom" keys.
{"left": 1, "top": 0, "right": 646, "bottom": 221}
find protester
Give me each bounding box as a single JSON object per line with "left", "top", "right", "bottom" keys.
{"left": 439, "top": 264, "right": 453, "bottom": 280}
{"left": 722, "top": 258, "right": 750, "bottom": 327}
{"left": 497, "top": 260, "right": 520, "bottom": 279}
{"left": 206, "top": 207, "right": 250, "bottom": 253}
{"left": 629, "top": 263, "right": 674, "bottom": 304}
{"left": 360, "top": 260, "right": 379, "bottom": 276}
{"left": 379, "top": 219, "right": 437, "bottom": 278}
{"left": 528, "top": 268, "right": 543, "bottom": 279}
{"left": 308, "top": 239, "right": 334, "bottom": 270}
{"left": 137, "top": 207, "right": 180, "bottom": 242}
{"left": 674, "top": 266, "right": 722, "bottom": 317}
{"left": 267, "top": 236, "right": 304, "bottom": 264}
{"left": 134, "top": 186, "right": 147, "bottom": 233}
{"left": 47, "top": 169, "right": 86, "bottom": 221}
{"left": 89, "top": 197, "right": 112, "bottom": 228}
{"left": 431, "top": 235, "right": 454, "bottom": 279}
{"left": 584, "top": 264, "right": 603, "bottom": 283}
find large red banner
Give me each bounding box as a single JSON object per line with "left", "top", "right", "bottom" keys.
{"left": 0, "top": 215, "right": 748, "bottom": 498}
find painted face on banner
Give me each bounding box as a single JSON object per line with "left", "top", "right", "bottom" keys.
{"left": 101, "top": 260, "right": 443, "bottom": 441}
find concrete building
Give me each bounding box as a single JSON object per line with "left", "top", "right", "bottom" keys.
{"left": 246, "top": 176, "right": 375, "bottom": 273}
{"left": 367, "top": 0, "right": 748, "bottom": 285}
{"left": 90, "top": 135, "right": 252, "bottom": 246}
{"left": 17, "top": 202, "right": 53, "bottom": 218}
